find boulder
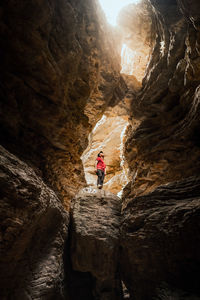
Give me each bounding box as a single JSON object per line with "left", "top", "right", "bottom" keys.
{"left": 0, "top": 145, "right": 69, "bottom": 299}
{"left": 121, "top": 176, "right": 200, "bottom": 299}
{"left": 70, "top": 187, "right": 122, "bottom": 300}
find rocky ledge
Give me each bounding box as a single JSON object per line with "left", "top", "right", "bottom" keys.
{"left": 69, "top": 187, "right": 122, "bottom": 300}
{"left": 0, "top": 145, "right": 69, "bottom": 299}
{"left": 121, "top": 176, "right": 200, "bottom": 300}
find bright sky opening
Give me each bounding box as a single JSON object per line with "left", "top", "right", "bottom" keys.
{"left": 98, "top": 0, "right": 140, "bottom": 26}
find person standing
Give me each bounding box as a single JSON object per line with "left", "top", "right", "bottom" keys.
{"left": 95, "top": 151, "right": 106, "bottom": 189}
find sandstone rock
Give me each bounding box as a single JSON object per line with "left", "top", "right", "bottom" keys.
{"left": 0, "top": 145, "right": 68, "bottom": 299}
{"left": 1, "top": 0, "right": 200, "bottom": 299}
{"left": 69, "top": 187, "right": 122, "bottom": 299}
{"left": 123, "top": 0, "right": 200, "bottom": 201}
{"left": 0, "top": 0, "right": 125, "bottom": 209}
{"left": 121, "top": 176, "right": 200, "bottom": 299}
{"left": 118, "top": 0, "right": 155, "bottom": 81}
{"left": 81, "top": 112, "right": 129, "bottom": 195}
{"left": 81, "top": 74, "right": 141, "bottom": 196}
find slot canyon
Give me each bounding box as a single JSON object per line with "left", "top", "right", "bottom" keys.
{"left": 0, "top": 0, "right": 200, "bottom": 299}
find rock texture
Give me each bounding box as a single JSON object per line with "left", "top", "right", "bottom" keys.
{"left": 81, "top": 107, "right": 129, "bottom": 195}
{"left": 118, "top": 0, "right": 155, "bottom": 81}
{"left": 120, "top": 1, "right": 200, "bottom": 299}
{"left": 0, "top": 0, "right": 125, "bottom": 209}
{"left": 82, "top": 75, "right": 140, "bottom": 196}
{"left": 124, "top": 0, "right": 200, "bottom": 202}
{"left": 121, "top": 176, "right": 200, "bottom": 299}
{"left": 0, "top": 145, "right": 68, "bottom": 299}
{"left": 1, "top": 0, "right": 200, "bottom": 299}
{"left": 69, "top": 187, "right": 122, "bottom": 300}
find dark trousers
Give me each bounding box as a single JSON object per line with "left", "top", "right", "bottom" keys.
{"left": 97, "top": 169, "right": 105, "bottom": 186}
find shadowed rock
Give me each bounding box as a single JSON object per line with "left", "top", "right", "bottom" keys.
{"left": 0, "top": 145, "right": 69, "bottom": 299}
{"left": 70, "top": 187, "right": 122, "bottom": 300}
{"left": 121, "top": 176, "right": 200, "bottom": 299}
{"left": 124, "top": 0, "right": 200, "bottom": 200}
{"left": 0, "top": 0, "right": 126, "bottom": 209}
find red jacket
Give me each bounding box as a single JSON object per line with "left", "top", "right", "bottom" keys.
{"left": 96, "top": 157, "right": 106, "bottom": 171}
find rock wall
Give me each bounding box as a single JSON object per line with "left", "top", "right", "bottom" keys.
{"left": 0, "top": 0, "right": 125, "bottom": 298}
{"left": 69, "top": 188, "right": 122, "bottom": 300}
{"left": 0, "top": 145, "right": 68, "bottom": 299}
{"left": 1, "top": 0, "right": 200, "bottom": 299}
{"left": 81, "top": 75, "right": 140, "bottom": 195}
{"left": 120, "top": 0, "right": 200, "bottom": 298}
{"left": 118, "top": 0, "right": 155, "bottom": 81}
{"left": 0, "top": 0, "right": 125, "bottom": 209}
{"left": 124, "top": 0, "right": 200, "bottom": 202}
{"left": 121, "top": 176, "right": 200, "bottom": 299}
{"left": 81, "top": 103, "right": 130, "bottom": 195}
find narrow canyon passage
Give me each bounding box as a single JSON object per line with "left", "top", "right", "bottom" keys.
{"left": 81, "top": 0, "right": 151, "bottom": 196}
{"left": 1, "top": 0, "right": 200, "bottom": 300}
{"left": 81, "top": 112, "right": 129, "bottom": 195}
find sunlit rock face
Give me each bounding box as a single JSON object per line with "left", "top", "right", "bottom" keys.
{"left": 121, "top": 0, "right": 200, "bottom": 298}
{"left": 123, "top": 0, "right": 200, "bottom": 204}
{"left": 0, "top": 0, "right": 125, "bottom": 210}
{"left": 0, "top": 1, "right": 126, "bottom": 297}
{"left": 1, "top": 0, "right": 200, "bottom": 299}
{"left": 118, "top": 0, "right": 155, "bottom": 81}
{"left": 81, "top": 107, "right": 129, "bottom": 195}
{"left": 82, "top": 72, "right": 141, "bottom": 196}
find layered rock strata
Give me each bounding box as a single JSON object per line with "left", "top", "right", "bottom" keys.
{"left": 81, "top": 104, "right": 129, "bottom": 195}
{"left": 69, "top": 187, "right": 122, "bottom": 300}
{"left": 82, "top": 75, "right": 140, "bottom": 196}
{"left": 124, "top": 0, "right": 200, "bottom": 201}
{"left": 0, "top": 145, "right": 68, "bottom": 299}
{"left": 1, "top": 0, "right": 200, "bottom": 299}
{"left": 120, "top": 1, "right": 200, "bottom": 298}
{"left": 118, "top": 0, "right": 155, "bottom": 81}
{"left": 0, "top": 0, "right": 125, "bottom": 209}
{"left": 121, "top": 176, "right": 200, "bottom": 299}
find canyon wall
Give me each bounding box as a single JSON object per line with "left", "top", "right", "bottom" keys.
{"left": 121, "top": 0, "right": 200, "bottom": 298}
{"left": 0, "top": 0, "right": 125, "bottom": 298}
{"left": 69, "top": 188, "right": 122, "bottom": 299}
{"left": 0, "top": 145, "right": 69, "bottom": 299}
{"left": 124, "top": 0, "right": 200, "bottom": 203}
{"left": 1, "top": 0, "right": 200, "bottom": 299}
{"left": 0, "top": 0, "right": 125, "bottom": 210}
{"left": 118, "top": 0, "right": 155, "bottom": 81}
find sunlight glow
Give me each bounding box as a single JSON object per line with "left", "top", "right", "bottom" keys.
{"left": 121, "top": 44, "right": 136, "bottom": 75}
{"left": 98, "top": 0, "right": 140, "bottom": 26}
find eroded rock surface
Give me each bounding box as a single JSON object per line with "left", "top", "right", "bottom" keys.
{"left": 0, "top": 145, "right": 68, "bottom": 299}
{"left": 81, "top": 111, "right": 129, "bottom": 195}
{"left": 121, "top": 176, "right": 200, "bottom": 300}
{"left": 69, "top": 187, "right": 122, "bottom": 300}
{"left": 118, "top": 0, "right": 154, "bottom": 81}
{"left": 124, "top": 0, "right": 200, "bottom": 201}
{"left": 82, "top": 75, "right": 140, "bottom": 196}
{"left": 119, "top": 1, "right": 200, "bottom": 299}
{"left": 0, "top": 0, "right": 125, "bottom": 209}
{"left": 1, "top": 0, "right": 200, "bottom": 299}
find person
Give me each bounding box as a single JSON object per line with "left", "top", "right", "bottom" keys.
{"left": 95, "top": 151, "right": 106, "bottom": 189}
